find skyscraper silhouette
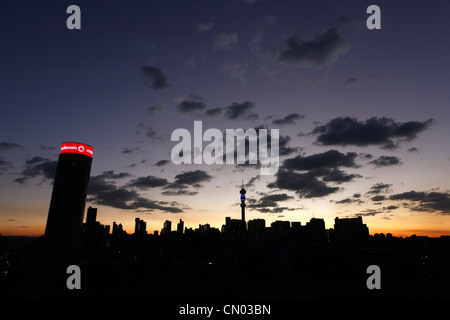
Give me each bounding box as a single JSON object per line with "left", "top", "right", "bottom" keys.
{"left": 240, "top": 182, "right": 246, "bottom": 223}
{"left": 44, "top": 142, "right": 93, "bottom": 258}
{"left": 177, "top": 219, "right": 184, "bottom": 234}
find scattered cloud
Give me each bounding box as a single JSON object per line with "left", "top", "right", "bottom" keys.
{"left": 268, "top": 149, "right": 365, "bottom": 198}
{"left": 176, "top": 94, "right": 206, "bottom": 114}
{"left": 282, "top": 149, "right": 359, "bottom": 171}
{"left": 127, "top": 175, "right": 169, "bottom": 189}
{"left": 136, "top": 123, "right": 165, "bottom": 141}
{"left": 369, "top": 156, "right": 402, "bottom": 167}
{"left": 141, "top": 65, "right": 170, "bottom": 90}
{"left": 248, "top": 193, "right": 296, "bottom": 214}
{"left": 312, "top": 117, "right": 434, "bottom": 149}
{"left": 174, "top": 169, "right": 212, "bottom": 185}
{"left": 268, "top": 169, "right": 340, "bottom": 198}
{"left": 371, "top": 195, "right": 386, "bottom": 202}
{"left": 357, "top": 208, "right": 384, "bottom": 217}
{"left": 335, "top": 195, "right": 364, "bottom": 205}
{"left": 157, "top": 170, "right": 213, "bottom": 196}
{"left": 88, "top": 171, "right": 132, "bottom": 195}
{"left": 386, "top": 205, "right": 399, "bottom": 210}
{"left": 278, "top": 135, "right": 300, "bottom": 156}
{"left": 14, "top": 156, "right": 57, "bottom": 184}
{"left": 94, "top": 187, "right": 183, "bottom": 213}
{"left": 161, "top": 188, "right": 198, "bottom": 196}
{"left": 224, "top": 101, "right": 258, "bottom": 120}
{"left": 0, "top": 157, "right": 14, "bottom": 173}
{"left": 88, "top": 171, "right": 183, "bottom": 213}
{"left": 204, "top": 107, "right": 223, "bottom": 117}
{"left": 121, "top": 147, "right": 141, "bottom": 154}
{"left": 365, "top": 183, "right": 392, "bottom": 195}
{"left": 198, "top": 20, "right": 215, "bottom": 32}
{"left": 278, "top": 27, "right": 348, "bottom": 67}
{"left": 342, "top": 77, "right": 361, "bottom": 90}
{"left": 203, "top": 101, "right": 258, "bottom": 121}
{"left": 407, "top": 147, "right": 419, "bottom": 153}
{"left": 155, "top": 160, "right": 170, "bottom": 167}
{"left": 244, "top": 175, "right": 260, "bottom": 188}
{"left": 224, "top": 62, "right": 247, "bottom": 83}
{"left": 321, "top": 168, "right": 361, "bottom": 184}
{"left": 272, "top": 113, "right": 304, "bottom": 125}
{"left": 389, "top": 190, "right": 450, "bottom": 215}
{"left": 177, "top": 100, "right": 206, "bottom": 114}
{"left": 147, "top": 103, "right": 167, "bottom": 115}
{"left": 0, "top": 142, "right": 23, "bottom": 151}
{"left": 213, "top": 32, "right": 238, "bottom": 52}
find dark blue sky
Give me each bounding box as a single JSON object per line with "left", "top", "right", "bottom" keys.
{"left": 1, "top": 0, "right": 449, "bottom": 236}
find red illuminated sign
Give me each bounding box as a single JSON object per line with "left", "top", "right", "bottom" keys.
{"left": 60, "top": 142, "right": 93, "bottom": 158}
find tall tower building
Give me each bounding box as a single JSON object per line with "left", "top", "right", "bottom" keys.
{"left": 86, "top": 206, "right": 97, "bottom": 225}
{"left": 161, "top": 220, "right": 172, "bottom": 235}
{"left": 135, "top": 218, "right": 141, "bottom": 237}
{"left": 177, "top": 219, "right": 184, "bottom": 234}
{"left": 44, "top": 142, "right": 93, "bottom": 257}
{"left": 134, "top": 218, "right": 147, "bottom": 240}
{"left": 240, "top": 182, "right": 246, "bottom": 223}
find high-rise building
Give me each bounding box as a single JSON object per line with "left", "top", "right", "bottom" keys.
{"left": 334, "top": 216, "right": 369, "bottom": 241}
{"left": 161, "top": 220, "right": 172, "bottom": 235}
{"left": 44, "top": 142, "right": 93, "bottom": 257}
{"left": 271, "top": 220, "right": 290, "bottom": 237}
{"left": 84, "top": 206, "right": 98, "bottom": 250}
{"left": 222, "top": 217, "right": 245, "bottom": 240}
{"left": 306, "top": 218, "right": 327, "bottom": 243}
{"left": 134, "top": 218, "right": 147, "bottom": 240}
{"left": 135, "top": 218, "right": 141, "bottom": 236}
{"left": 177, "top": 219, "right": 184, "bottom": 234}
{"left": 86, "top": 206, "right": 97, "bottom": 225}
{"left": 112, "top": 222, "right": 118, "bottom": 235}
{"left": 139, "top": 220, "right": 147, "bottom": 239}
{"left": 248, "top": 218, "right": 266, "bottom": 240}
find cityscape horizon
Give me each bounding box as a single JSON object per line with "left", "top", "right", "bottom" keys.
{"left": 3, "top": 193, "right": 450, "bottom": 239}
{"left": 1, "top": 1, "right": 449, "bottom": 303}
{"left": 2, "top": 191, "right": 450, "bottom": 239}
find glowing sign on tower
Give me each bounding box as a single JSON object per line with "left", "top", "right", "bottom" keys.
{"left": 60, "top": 142, "right": 94, "bottom": 158}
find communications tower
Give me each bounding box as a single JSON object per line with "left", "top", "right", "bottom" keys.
{"left": 240, "top": 181, "right": 246, "bottom": 223}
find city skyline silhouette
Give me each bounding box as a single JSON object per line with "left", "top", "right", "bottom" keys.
{"left": 1, "top": 1, "right": 450, "bottom": 240}
{"left": 2, "top": 159, "right": 450, "bottom": 300}
{"left": 1, "top": 1, "right": 449, "bottom": 303}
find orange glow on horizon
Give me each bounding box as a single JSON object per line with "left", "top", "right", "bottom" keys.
{"left": 1, "top": 217, "right": 449, "bottom": 238}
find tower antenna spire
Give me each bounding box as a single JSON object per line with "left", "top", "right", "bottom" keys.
{"left": 240, "top": 181, "right": 247, "bottom": 224}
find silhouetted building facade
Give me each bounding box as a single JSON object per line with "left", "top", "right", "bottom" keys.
{"left": 86, "top": 206, "right": 97, "bottom": 225}
{"left": 306, "top": 218, "right": 327, "bottom": 244}
{"left": 161, "top": 220, "right": 172, "bottom": 235}
{"left": 44, "top": 142, "right": 93, "bottom": 257}
{"left": 248, "top": 218, "right": 266, "bottom": 241}
{"left": 271, "top": 221, "right": 291, "bottom": 239}
{"left": 334, "top": 216, "right": 369, "bottom": 241}
{"left": 134, "top": 218, "right": 147, "bottom": 240}
{"left": 83, "top": 206, "right": 98, "bottom": 250}
{"left": 222, "top": 217, "right": 246, "bottom": 240}
{"left": 82, "top": 207, "right": 110, "bottom": 253}
{"left": 135, "top": 218, "right": 140, "bottom": 237}
{"left": 177, "top": 219, "right": 184, "bottom": 235}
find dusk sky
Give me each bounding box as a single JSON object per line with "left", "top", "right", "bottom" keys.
{"left": 1, "top": 0, "right": 449, "bottom": 237}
